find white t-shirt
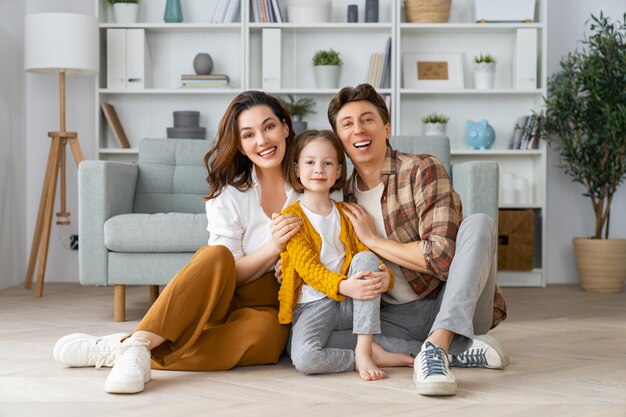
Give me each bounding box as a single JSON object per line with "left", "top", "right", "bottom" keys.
{"left": 205, "top": 167, "right": 341, "bottom": 272}
{"left": 298, "top": 203, "right": 345, "bottom": 304}
{"left": 354, "top": 180, "right": 420, "bottom": 304}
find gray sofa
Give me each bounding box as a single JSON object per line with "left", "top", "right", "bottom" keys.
{"left": 79, "top": 137, "right": 497, "bottom": 321}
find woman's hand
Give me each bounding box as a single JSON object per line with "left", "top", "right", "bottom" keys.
{"left": 274, "top": 259, "right": 283, "bottom": 284}
{"left": 341, "top": 203, "right": 380, "bottom": 248}
{"left": 270, "top": 213, "right": 302, "bottom": 253}
{"left": 338, "top": 271, "right": 385, "bottom": 301}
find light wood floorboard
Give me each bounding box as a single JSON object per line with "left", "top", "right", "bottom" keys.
{"left": 1, "top": 283, "right": 625, "bottom": 416}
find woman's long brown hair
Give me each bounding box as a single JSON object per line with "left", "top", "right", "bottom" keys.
{"left": 204, "top": 91, "right": 294, "bottom": 200}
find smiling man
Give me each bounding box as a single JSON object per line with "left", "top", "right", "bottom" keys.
{"left": 327, "top": 83, "right": 508, "bottom": 396}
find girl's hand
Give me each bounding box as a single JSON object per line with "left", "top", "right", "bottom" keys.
{"left": 338, "top": 271, "right": 384, "bottom": 300}
{"left": 270, "top": 213, "right": 302, "bottom": 253}
{"left": 341, "top": 203, "right": 380, "bottom": 248}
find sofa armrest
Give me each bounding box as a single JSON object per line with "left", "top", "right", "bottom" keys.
{"left": 452, "top": 161, "right": 499, "bottom": 222}
{"left": 78, "top": 160, "right": 138, "bottom": 286}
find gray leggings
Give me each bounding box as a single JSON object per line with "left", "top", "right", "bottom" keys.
{"left": 289, "top": 252, "right": 420, "bottom": 375}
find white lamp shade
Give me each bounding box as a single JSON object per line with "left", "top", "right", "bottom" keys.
{"left": 25, "top": 13, "right": 99, "bottom": 76}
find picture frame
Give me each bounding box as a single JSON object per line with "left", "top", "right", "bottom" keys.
{"left": 403, "top": 52, "right": 464, "bottom": 89}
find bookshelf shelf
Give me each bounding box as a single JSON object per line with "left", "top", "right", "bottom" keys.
{"left": 95, "top": 0, "right": 547, "bottom": 287}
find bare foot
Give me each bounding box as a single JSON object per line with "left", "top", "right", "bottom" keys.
{"left": 371, "top": 343, "right": 415, "bottom": 368}
{"left": 355, "top": 347, "right": 386, "bottom": 381}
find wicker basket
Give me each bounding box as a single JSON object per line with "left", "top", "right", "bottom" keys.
{"left": 405, "top": 0, "right": 452, "bottom": 23}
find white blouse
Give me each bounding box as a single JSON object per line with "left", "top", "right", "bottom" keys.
{"left": 205, "top": 167, "right": 342, "bottom": 271}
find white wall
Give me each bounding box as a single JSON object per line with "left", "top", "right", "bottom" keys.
{"left": 24, "top": 0, "right": 96, "bottom": 285}
{"left": 8, "top": 0, "right": 626, "bottom": 288}
{"left": 0, "top": 0, "right": 27, "bottom": 290}
{"left": 546, "top": 0, "right": 626, "bottom": 284}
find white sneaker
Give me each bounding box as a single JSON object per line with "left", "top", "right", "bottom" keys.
{"left": 53, "top": 333, "right": 127, "bottom": 368}
{"left": 413, "top": 342, "right": 457, "bottom": 396}
{"left": 450, "top": 334, "right": 509, "bottom": 369}
{"left": 105, "top": 338, "right": 151, "bottom": 394}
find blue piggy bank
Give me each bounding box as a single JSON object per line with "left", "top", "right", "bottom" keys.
{"left": 465, "top": 119, "right": 495, "bottom": 149}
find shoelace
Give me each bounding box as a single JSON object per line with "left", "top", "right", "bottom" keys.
{"left": 451, "top": 348, "right": 487, "bottom": 368}
{"left": 92, "top": 342, "right": 128, "bottom": 369}
{"left": 420, "top": 343, "right": 449, "bottom": 376}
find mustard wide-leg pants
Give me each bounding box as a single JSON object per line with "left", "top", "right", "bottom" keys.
{"left": 135, "top": 245, "right": 289, "bottom": 371}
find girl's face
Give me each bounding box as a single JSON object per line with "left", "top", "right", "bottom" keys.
{"left": 295, "top": 138, "right": 342, "bottom": 194}
{"left": 238, "top": 105, "right": 290, "bottom": 171}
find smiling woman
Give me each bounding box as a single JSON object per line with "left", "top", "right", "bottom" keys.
{"left": 53, "top": 91, "right": 303, "bottom": 394}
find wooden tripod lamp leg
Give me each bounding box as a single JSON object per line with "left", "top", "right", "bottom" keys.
{"left": 35, "top": 136, "right": 63, "bottom": 297}
{"left": 24, "top": 138, "right": 60, "bottom": 289}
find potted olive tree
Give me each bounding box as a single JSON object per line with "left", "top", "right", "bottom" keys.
{"left": 312, "top": 49, "right": 343, "bottom": 89}
{"left": 541, "top": 13, "right": 626, "bottom": 292}
{"left": 108, "top": 0, "right": 140, "bottom": 24}
{"left": 281, "top": 95, "right": 316, "bottom": 134}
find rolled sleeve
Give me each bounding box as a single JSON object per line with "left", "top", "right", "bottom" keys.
{"left": 205, "top": 190, "right": 244, "bottom": 260}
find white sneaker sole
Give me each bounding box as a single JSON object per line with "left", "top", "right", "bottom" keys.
{"left": 474, "top": 334, "right": 510, "bottom": 369}
{"left": 53, "top": 333, "right": 89, "bottom": 364}
{"left": 414, "top": 374, "right": 457, "bottom": 396}
{"left": 105, "top": 371, "right": 151, "bottom": 394}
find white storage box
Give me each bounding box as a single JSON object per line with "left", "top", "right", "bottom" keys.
{"left": 474, "top": 0, "right": 536, "bottom": 22}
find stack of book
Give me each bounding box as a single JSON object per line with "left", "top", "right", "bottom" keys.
{"left": 366, "top": 37, "right": 392, "bottom": 89}
{"left": 509, "top": 114, "right": 541, "bottom": 150}
{"left": 211, "top": 0, "right": 240, "bottom": 23}
{"left": 250, "top": 0, "right": 285, "bottom": 23}
{"left": 180, "top": 74, "right": 230, "bottom": 89}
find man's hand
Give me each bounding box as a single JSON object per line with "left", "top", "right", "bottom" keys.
{"left": 338, "top": 271, "right": 385, "bottom": 300}
{"left": 342, "top": 202, "right": 380, "bottom": 248}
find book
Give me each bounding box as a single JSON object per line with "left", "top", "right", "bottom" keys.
{"left": 212, "top": 0, "right": 230, "bottom": 23}
{"left": 380, "top": 37, "right": 392, "bottom": 88}
{"left": 101, "top": 103, "right": 131, "bottom": 148}
{"left": 224, "top": 0, "right": 240, "bottom": 23}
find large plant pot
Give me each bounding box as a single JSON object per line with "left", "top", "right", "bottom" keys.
{"left": 573, "top": 238, "right": 626, "bottom": 293}
{"left": 113, "top": 3, "right": 139, "bottom": 24}
{"left": 292, "top": 120, "right": 308, "bottom": 135}
{"left": 314, "top": 65, "right": 341, "bottom": 89}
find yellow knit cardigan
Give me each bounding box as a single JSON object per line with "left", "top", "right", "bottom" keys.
{"left": 277, "top": 200, "right": 393, "bottom": 324}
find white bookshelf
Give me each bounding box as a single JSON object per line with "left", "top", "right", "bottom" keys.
{"left": 95, "top": 0, "right": 548, "bottom": 287}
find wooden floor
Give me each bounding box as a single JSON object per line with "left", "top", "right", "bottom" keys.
{"left": 1, "top": 283, "right": 625, "bottom": 417}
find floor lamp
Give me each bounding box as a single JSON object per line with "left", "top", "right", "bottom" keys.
{"left": 24, "top": 13, "right": 98, "bottom": 297}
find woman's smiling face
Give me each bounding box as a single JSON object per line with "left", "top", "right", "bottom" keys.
{"left": 238, "top": 104, "right": 290, "bottom": 171}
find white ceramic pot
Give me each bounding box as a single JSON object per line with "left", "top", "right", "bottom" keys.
{"left": 423, "top": 122, "right": 447, "bottom": 136}
{"left": 474, "top": 62, "right": 496, "bottom": 89}
{"left": 314, "top": 65, "right": 341, "bottom": 89}
{"left": 288, "top": 0, "right": 331, "bottom": 23}
{"left": 113, "top": 3, "right": 139, "bottom": 24}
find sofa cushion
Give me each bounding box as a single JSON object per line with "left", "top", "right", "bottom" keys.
{"left": 104, "top": 213, "right": 208, "bottom": 252}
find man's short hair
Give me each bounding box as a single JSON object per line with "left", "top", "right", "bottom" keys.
{"left": 327, "top": 83, "right": 391, "bottom": 133}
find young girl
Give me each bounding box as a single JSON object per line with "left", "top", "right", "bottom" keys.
{"left": 278, "top": 130, "right": 415, "bottom": 381}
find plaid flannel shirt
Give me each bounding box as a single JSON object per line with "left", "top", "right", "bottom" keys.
{"left": 345, "top": 146, "right": 506, "bottom": 328}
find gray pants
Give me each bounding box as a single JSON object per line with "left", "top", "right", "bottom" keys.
{"left": 289, "top": 252, "right": 420, "bottom": 375}
{"left": 326, "top": 214, "right": 498, "bottom": 356}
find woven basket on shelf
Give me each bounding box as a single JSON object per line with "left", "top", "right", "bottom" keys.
{"left": 405, "top": 0, "right": 452, "bottom": 23}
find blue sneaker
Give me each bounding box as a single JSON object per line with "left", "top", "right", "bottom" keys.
{"left": 413, "top": 342, "right": 457, "bottom": 396}
{"left": 450, "top": 334, "right": 509, "bottom": 369}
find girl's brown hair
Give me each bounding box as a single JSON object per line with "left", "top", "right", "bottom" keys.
{"left": 284, "top": 129, "right": 347, "bottom": 193}
{"left": 204, "top": 91, "right": 294, "bottom": 200}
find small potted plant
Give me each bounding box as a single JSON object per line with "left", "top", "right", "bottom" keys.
{"left": 281, "top": 95, "right": 316, "bottom": 134}
{"left": 474, "top": 53, "right": 496, "bottom": 89}
{"left": 312, "top": 49, "right": 343, "bottom": 89}
{"left": 421, "top": 113, "right": 449, "bottom": 136}
{"left": 107, "top": 0, "right": 140, "bottom": 24}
